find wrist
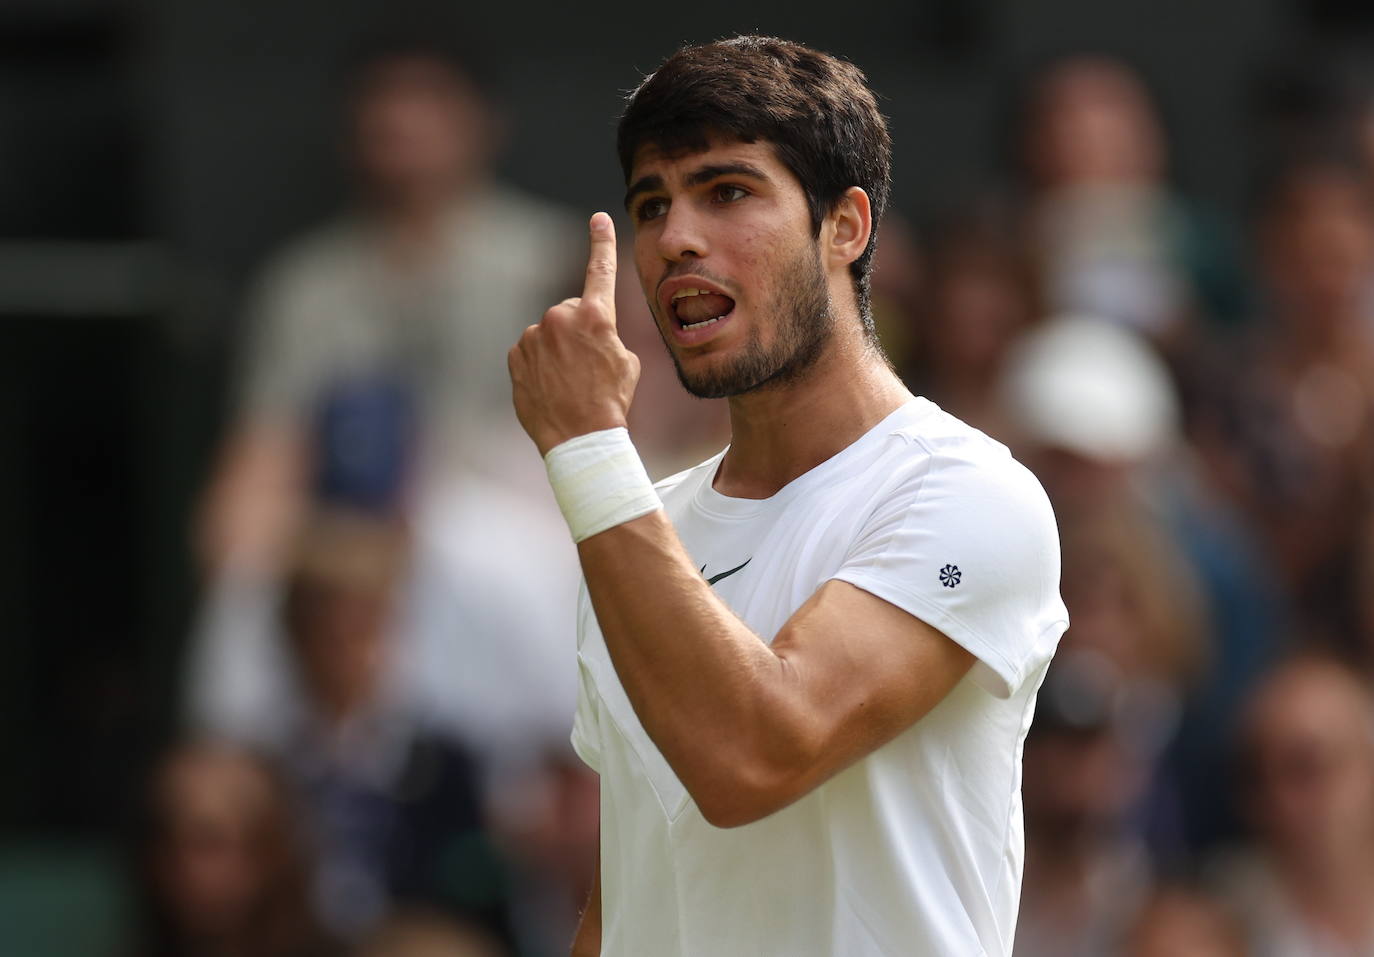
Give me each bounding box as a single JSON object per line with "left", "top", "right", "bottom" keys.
{"left": 534, "top": 415, "right": 630, "bottom": 458}
{"left": 543, "top": 427, "right": 661, "bottom": 543}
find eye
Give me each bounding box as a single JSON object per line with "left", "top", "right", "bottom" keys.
{"left": 714, "top": 184, "right": 749, "bottom": 203}
{"left": 634, "top": 197, "right": 668, "bottom": 223}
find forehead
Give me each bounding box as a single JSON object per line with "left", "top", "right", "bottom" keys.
{"left": 1250, "top": 668, "right": 1374, "bottom": 752}
{"left": 628, "top": 136, "right": 795, "bottom": 187}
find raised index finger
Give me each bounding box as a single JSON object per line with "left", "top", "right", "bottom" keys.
{"left": 582, "top": 211, "right": 617, "bottom": 308}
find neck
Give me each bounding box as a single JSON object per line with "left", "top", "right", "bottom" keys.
{"left": 714, "top": 324, "right": 911, "bottom": 498}
{"left": 368, "top": 175, "right": 479, "bottom": 256}
{"left": 1284, "top": 850, "right": 1374, "bottom": 944}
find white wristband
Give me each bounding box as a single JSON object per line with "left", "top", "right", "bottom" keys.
{"left": 544, "top": 427, "right": 661, "bottom": 543}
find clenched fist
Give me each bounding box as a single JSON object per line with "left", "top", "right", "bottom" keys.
{"left": 509, "top": 212, "right": 641, "bottom": 456}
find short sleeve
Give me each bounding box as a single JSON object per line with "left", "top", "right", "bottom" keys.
{"left": 570, "top": 655, "right": 602, "bottom": 773}
{"left": 235, "top": 260, "right": 319, "bottom": 424}
{"left": 831, "top": 447, "right": 1068, "bottom": 698}
{"left": 570, "top": 584, "right": 604, "bottom": 773}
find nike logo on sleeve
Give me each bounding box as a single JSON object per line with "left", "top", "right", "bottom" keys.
{"left": 701, "top": 558, "right": 752, "bottom": 587}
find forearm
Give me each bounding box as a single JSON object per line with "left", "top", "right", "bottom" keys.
{"left": 578, "top": 510, "right": 809, "bottom": 819}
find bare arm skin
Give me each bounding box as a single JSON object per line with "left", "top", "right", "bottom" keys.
{"left": 195, "top": 421, "right": 307, "bottom": 575}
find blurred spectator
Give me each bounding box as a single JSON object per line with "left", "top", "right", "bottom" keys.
{"left": 133, "top": 741, "right": 341, "bottom": 957}
{"left": 1020, "top": 56, "right": 1243, "bottom": 343}
{"left": 1000, "top": 315, "right": 1181, "bottom": 508}
{"left": 1124, "top": 884, "right": 1246, "bottom": 957}
{"left": 355, "top": 909, "right": 507, "bottom": 957}
{"left": 1190, "top": 160, "right": 1374, "bottom": 637}
{"left": 186, "top": 466, "right": 581, "bottom": 770}
{"left": 1049, "top": 506, "right": 1209, "bottom": 871}
{"left": 485, "top": 753, "right": 599, "bottom": 957}
{"left": 196, "top": 29, "right": 581, "bottom": 576}
{"left": 899, "top": 210, "right": 1041, "bottom": 437}
{"left": 180, "top": 34, "right": 591, "bottom": 951}
{"left": 262, "top": 510, "right": 512, "bottom": 945}
{"left": 1003, "top": 316, "right": 1283, "bottom": 852}
{"left": 1213, "top": 655, "right": 1374, "bottom": 955}
{"left": 1015, "top": 649, "right": 1155, "bottom": 956}
{"left": 1057, "top": 506, "right": 1208, "bottom": 721}
{"left": 184, "top": 479, "right": 588, "bottom": 952}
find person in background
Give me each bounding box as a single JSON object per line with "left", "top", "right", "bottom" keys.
{"left": 1014, "top": 650, "right": 1155, "bottom": 957}
{"left": 1190, "top": 160, "right": 1374, "bottom": 639}
{"left": 1053, "top": 506, "right": 1211, "bottom": 855}
{"left": 1019, "top": 56, "right": 1243, "bottom": 345}
{"left": 133, "top": 741, "right": 341, "bottom": 957}
{"left": 1001, "top": 316, "right": 1283, "bottom": 853}
{"left": 180, "top": 33, "right": 591, "bottom": 943}
{"left": 899, "top": 210, "right": 1041, "bottom": 438}
{"left": 1213, "top": 655, "right": 1374, "bottom": 955}
{"left": 1123, "top": 885, "right": 1246, "bottom": 957}
{"left": 266, "top": 509, "right": 513, "bottom": 947}
{"left": 196, "top": 27, "right": 581, "bottom": 577}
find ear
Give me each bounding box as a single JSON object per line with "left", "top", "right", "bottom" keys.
{"left": 823, "top": 187, "right": 873, "bottom": 272}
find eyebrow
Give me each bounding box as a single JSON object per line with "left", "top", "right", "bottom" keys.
{"left": 623, "top": 161, "right": 772, "bottom": 210}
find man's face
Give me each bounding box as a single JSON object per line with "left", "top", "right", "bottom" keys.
{"left": 625, "top": 138, "right": 833, "bottom": 398}
{"left": 352, "top": 56, "right": 488, "bottom": 199}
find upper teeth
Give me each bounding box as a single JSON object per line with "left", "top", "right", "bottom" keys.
{"left": 672, "top": 288, "right": 707, "bottom": 301}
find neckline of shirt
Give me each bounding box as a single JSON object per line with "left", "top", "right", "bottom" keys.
{"left": 691, "top": 396, "right": 936, "bottom": 520}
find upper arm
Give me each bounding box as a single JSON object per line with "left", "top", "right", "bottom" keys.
{"left": 717, "top": 452, "right": 1065, "bottom": 825}
{"left": 755, "top": 580, "right": 974, "bottom": 811}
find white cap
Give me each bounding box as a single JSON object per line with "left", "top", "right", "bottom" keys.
{"left": 1002, "top": 315, "right": 1179, "bottom": 462}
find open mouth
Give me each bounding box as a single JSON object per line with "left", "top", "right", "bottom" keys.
{"left": 670, "top": 287, "right": 736, "bottom": 329}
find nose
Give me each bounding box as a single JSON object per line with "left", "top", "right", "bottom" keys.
{"left": 655, "top": 202, "right": 709, "bottom": 262}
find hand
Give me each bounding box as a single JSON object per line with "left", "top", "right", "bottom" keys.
{"left": 509, "top": 212, "right": 641, "bottom": 456}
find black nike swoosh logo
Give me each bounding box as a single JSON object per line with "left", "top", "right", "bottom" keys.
{"left": 701, "top": 558, "right": 751, "bottom": 587}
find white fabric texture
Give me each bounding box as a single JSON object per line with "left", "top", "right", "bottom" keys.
{"left": 571, "top": 397, "right": 1068, "bottom": 956}
{"left": 544, "top": 428, "right": 662, "bottom": 543}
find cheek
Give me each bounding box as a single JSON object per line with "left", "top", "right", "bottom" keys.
{"left": 731, "top": 224, "right": 800, "bottom": 296}
{"left": 632, "top": 244, "right": 661, "bottom": 310}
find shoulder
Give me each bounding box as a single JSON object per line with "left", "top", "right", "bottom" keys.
{"left": 259, "top": 217, "right": 364, "bottom": 281}
{"left": 468, "top": 183, "right": 583, "bottom": 254}
{"left": 885, "top": 405, "right": 1057, "bottom": 532}
{"left": 247, "top": 217, "right": 367, "bottom": 307}
{"left": 853, "top": 405, "right": 1064, "bottom": 611}
{"left": 838, "top": 405, "right": 1067, "bottom": 697}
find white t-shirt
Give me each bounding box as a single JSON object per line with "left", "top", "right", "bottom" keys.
{"left": 571, "top": 398, "right": 1068, "bottom": 956}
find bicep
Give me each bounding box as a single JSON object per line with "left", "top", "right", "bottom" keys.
{"left": 770, "top": 579, "right": 975, "bottom": 790}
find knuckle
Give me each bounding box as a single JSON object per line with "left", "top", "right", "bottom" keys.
{"left": 543, "top": 301, "right": 579, "bottom": 325}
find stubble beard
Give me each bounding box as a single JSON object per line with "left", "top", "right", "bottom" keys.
{"left": 661, "top": 243, "right": 834, "bottom": 400}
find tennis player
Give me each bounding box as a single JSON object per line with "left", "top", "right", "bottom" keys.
{"left": 508, "top": 35, "right": 1068, "bottom": 956}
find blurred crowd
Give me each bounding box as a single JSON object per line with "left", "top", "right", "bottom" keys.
{"left": 127, "top": 25, "right": 1374, "bottom": 957}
